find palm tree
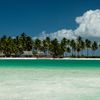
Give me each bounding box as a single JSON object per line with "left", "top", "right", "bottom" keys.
{"left": 66, "top": 47, "right": 71, "bottom": 57}
{"left": 26, "top": 36, "right": 33, "bottom": 51}
{"left": 42, "top": 39, "right": 48, "bottom": 55}
{"left": 67, "top": 39, "right": 70, "bottom": 45}
{"left": 13, "top": 37, "right": 23, "bottom": 56}
{"left": 0, "top": 35, "right": 7, "bottom": 56}
{"left": 80, "top": 40, "right": 85, "bottom": 56}
{"left": 91, "top": 41, "right": 98, "bottom": 57}
{"left": 45, "top": 37, "right": 51, "bottom": 46}
{"left": 2, "top": 36, "right": 14, "bottom": 57}
{"left": 50, "top": 38, "right": 60, "bottom": 58}
{"left": 19, "top": 33, "right": 28, "bottom": 51}
{"left": 76, "top": 36, "right": 83, "bottom": 57}
{"left": 60, "top": 38, "right": 67, "bottom": 57}
{"left": 33, "top": 38, "right": 41, "bottom": 57}
{"left": 0, "top": 36, "right": 6, "bottom": 53}
{"left": 76, "top": 46, "right": 81, "bottom": 57}
{"left": 17, "top": 33, "right": 33, "bottom": 56}
{"left": 44, "top": 37, "right": 51, "bottom": 56}
{"left": 85, "top": 39, "right": 91, "bottom": 57}
{"left": 70, "top": 39, "right": 76, "bottom": 57}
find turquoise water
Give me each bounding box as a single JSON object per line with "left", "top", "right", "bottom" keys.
{"left": 0, "top": 59, "right": 100, "bottom": 100}
{"left": 0, "top": 59, "right": 100, "bottom": 68}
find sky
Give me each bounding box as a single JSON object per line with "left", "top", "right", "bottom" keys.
{"left": 0, "top": 0, "right": 100, "bottom": 39}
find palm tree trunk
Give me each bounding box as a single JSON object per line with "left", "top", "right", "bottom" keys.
{"left": 72, "top": 49, "right": 73, "bottom": 57}
{"left": 81, "top": 50, "right": 84, "bottom": 57}
{"left": 77, "top": 52, "right": 79, "bottom": 58}
{"left": 87, "top": 48, "right": 88, "bottom": 57}
{"left": 63, "top": 52, "right": 65, "bottom": 58}
{"left": 92, "top": 50, "right": 95, "bottom": 57}
{"left": 74, "top": 51, "right": 76, "bottom": 57}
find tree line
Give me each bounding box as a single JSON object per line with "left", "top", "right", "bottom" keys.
{"left": 0, "top": 33, "right": 99, "bottom": 57}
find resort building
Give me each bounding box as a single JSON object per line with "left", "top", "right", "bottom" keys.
{"left": 0, "top": 52, "right": 5, "bottom": 57}
{"left": 21, "top": 51, "right": 33, "bottom": 57}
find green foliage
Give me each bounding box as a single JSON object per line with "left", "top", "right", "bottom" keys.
{"left": 92, "top": 41, "right": 98, "bottom": 56}
{"left": 85, "top": 39, "right": 91, "bottom": 56}
{"left": 0, "top": 34, "right": 99, "bottom": 57}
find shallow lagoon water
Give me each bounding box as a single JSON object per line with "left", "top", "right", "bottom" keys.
{"left": 0, "top": 59, "right": 100, "bottom": 100}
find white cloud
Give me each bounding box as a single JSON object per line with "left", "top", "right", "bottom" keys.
{"left": 35, "top": 9, "right": 100, "bottom": 40}
{"left": 49, "top": 29, "right": 76, "bottom": 41}
{"left": 35, "top": 29, "right": 76, "bottom": 41}
{"left": 33, "top": 31, "right": 49, "bottom": 40}
{"left": 75, "top": 9, "right": 100, "bottom": 37}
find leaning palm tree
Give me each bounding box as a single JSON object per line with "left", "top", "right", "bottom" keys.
{"left": 85, "top": 39, "right": 91, "bottom": 57}
{"left": 91, "top": 41, "right": 98, "bottom": 57}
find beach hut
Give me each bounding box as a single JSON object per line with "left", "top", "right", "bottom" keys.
{"left": 21, "top": 51, "right": 33, "bottom": 57}
{"left": 37, "top": 51, "right": 45, "bottom": 56}
{"left": 0, "top": 52, "right": 5, "bottom": 57}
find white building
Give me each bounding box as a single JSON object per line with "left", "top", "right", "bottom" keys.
{"left": 21, "top": 51, "right": 33, "bottom": 57}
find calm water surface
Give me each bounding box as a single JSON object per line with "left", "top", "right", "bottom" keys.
{"left": 0, "top": 59, "right": 100, "bottom": 100}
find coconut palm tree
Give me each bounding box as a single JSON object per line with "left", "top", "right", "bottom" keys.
{"left": 44, "top": 37, "right": 51, "bottom": 56}
{"left": 50, "top": 38, "right": 60, "bottom": 58}
{"left": 13, "top": 37, "right": 23, "bottom": 56}
{"left": 42, "top": 39, "right": 48, "bottom": 55}
{"left": 66, "top": 47, "right": 71, "bottom": 57}
{"left": 2, "top": 36, "right": 14, "bottom": 57}
{"left": 26, "top": 36, "right": 33, "bottom": 51}
{"left": 45, "top": 37, "right": 51, "bottom": 46}
{"left": 0, "top": 36, "right": 6, "bottom": 52}
{"left": 60, "top": 38, "right": 67, "bottom": 57}
{"left": 19, "top": 33, "right": 28, "bottom": 51}
{"left": 0, "top": 35, "right": 7, "bottom": 56}
{"left": 70, "top": 39, "right": 76, "bottom": 57}
{"left": 76, "top": 46, "right": 81, "bottom": 57}
{"left": 77, "top": 36, "right": 85, "bottom": 56}
{"left": 91, "top": 41, "right": 98, "bottom": 57}
{"left": 33, "top": 38, "right": 41, "bottom": 57}
{"left": 85, "top": 39, "right": 91, "bottom": 57}
{"left": 80, "top": 40, "right": 85, "bottom": 56}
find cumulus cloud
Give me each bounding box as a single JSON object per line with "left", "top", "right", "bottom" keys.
{"left": 34, "top": 29, "right": 76, "bottom": 41}
{"left": 75, "top": 9, "right": 100, "bottom": 37}
{"left": 33, "top": 31, "right": 49, "bottom": 40}
{"left": 35, "top": 9, "right": 100, "bottom": 40}
{"left": 49, "top": 29, "right": 76, "bottom": 40}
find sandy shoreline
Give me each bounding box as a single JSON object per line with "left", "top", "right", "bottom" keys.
{"left": 0, "top": 57, "right": 100, "bottom": 60}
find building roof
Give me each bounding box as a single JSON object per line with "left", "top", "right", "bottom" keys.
{"left": 22, "top": 51, "right": 33, "bottom": 56}
{"left": 0, "top": 52, "right": 5, "bottom": 56}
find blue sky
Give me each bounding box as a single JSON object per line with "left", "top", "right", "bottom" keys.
{"left": 0, "top": 0, "right": 100, "bottom": 37}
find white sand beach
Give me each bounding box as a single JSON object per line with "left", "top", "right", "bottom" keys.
{"left": 0, "top": 57, "right": 100, "bottom": 60}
